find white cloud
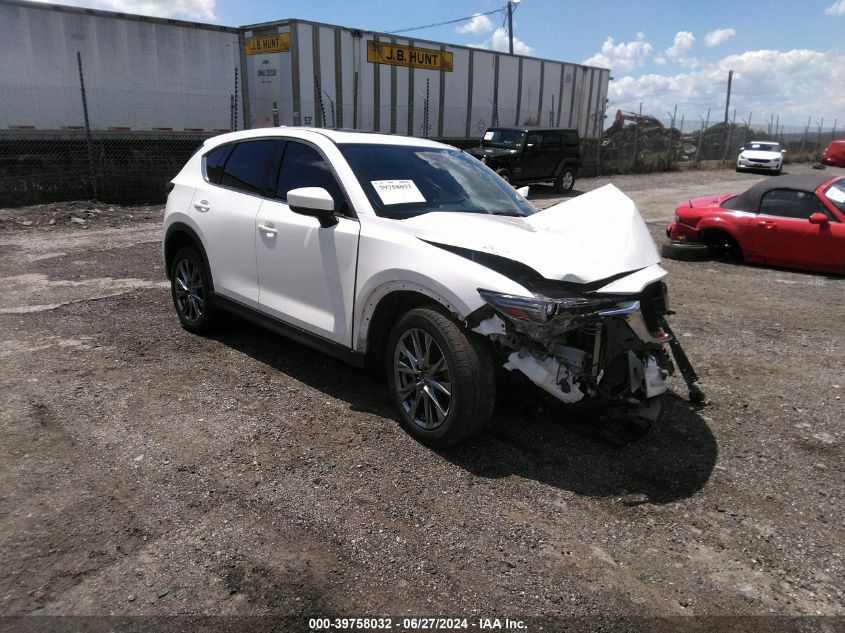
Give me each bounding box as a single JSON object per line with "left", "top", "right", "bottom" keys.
{"left": 29, "top": 0, "right": 217, "bottom": 20}
{"left": 456, "top": 13, "right": 494, "bottom": 35}
{"left": 490, "top": 27, "right": 534, "bottom": 55}
{"left": 608, "top": 48, "right": 845, "bottom": 124}
{"left": 825, "top": 0, "right": 845, "bottom": 16}
{"left": 704, "top": 28, "right": 736, "bottom": 47}
{"left": 466, "top": 24, "right": 535, "bottom": 55}
{"left": 664, "top": 31, "right": 697, "bottom": 67}
{"left": 582, "top": 33, "right": 653, "bottom": 73}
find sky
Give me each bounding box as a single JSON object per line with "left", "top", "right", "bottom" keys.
{"left": 32, "top": 0, "right": 845, "bottom": 130}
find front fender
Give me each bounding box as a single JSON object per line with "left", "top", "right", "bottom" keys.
{"left": 353, "top": 216, "right": 531, "bottom": 352}
{"left": 696, "top": 216, "right": 742, "bottom": 243}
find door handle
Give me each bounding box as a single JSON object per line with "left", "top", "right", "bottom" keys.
{"left": 258, "top": 223, "right": 277, "bottom": 236}
{"left": 193, "top": 200, "right": 210, "bottom": 212}
{"left": 756, "top": 220, "right": 776, "bottom": 229}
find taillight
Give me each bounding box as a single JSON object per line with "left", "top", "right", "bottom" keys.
{"left": 165, "top": 181, "right": 175, "bottom": 194}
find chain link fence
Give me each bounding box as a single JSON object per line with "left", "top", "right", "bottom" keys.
{"left": 2, "top": 74, "right": 840, "bottom": 207}
{"left": 591, "top": 107, "right": 844, "bottom": 177}
{"left": 1, "top": 76, "right": 239, "bottom": 207}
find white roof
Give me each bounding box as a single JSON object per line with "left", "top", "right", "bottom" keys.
{"left": 203, "top": 127, "right": 449, "bottom": 149}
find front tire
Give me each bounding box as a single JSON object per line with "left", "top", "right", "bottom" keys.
{"left": 661, "top": 241, "right": 710, "bottom": 261}
{"left": 555, "top": 168, "right": 575, "bottom": 193}
{"left": 386, "top": 307, "right": 495, "bottom": 446}
{"left": 170, "top": 246, "right": 217, "bottom": 333}
{"left": 495, "top": 168, "right": 512, "bottom": 185}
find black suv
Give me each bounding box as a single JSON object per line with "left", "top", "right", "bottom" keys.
{"left": 467, "top": 127, "right": 581, "bottom": 192}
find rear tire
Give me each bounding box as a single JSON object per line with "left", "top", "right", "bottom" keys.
{"left": 661, "top": 241, "right": 710, "bottom": 261}
{"left": 495, "top": 169, "right": 512, "bottom": 185}
{"left": 386, "top": 307, "right": 495, "bottom": 446}
{"left": 555, "top": 168, "right": 575, "bottom": 193}
{"left": 170, "top": 246, "right": 217, "bottom": 333}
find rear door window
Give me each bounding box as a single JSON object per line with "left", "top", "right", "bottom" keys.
{"left": 542, "top": 132, "right": 562, "bottom": 150}
{"left": 220, "top": 139, "right": 283, "bottom": 195}
{"left": 562, "top": 131, "right": 579, "bottom": 149}
{"left": 525, "top": 132, "right": 542, "bottom": 149}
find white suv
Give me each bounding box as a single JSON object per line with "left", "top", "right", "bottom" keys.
{"left": 164, "top": 128, "right": 702, "bottom": 445}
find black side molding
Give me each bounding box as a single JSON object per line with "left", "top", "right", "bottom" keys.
{"left": 211, "top": 293, "right": 366, "bottom": 368}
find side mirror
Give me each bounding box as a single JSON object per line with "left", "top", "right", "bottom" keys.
{"left": 781, "top": 149, "right": 787, "bottom": 154}
{"left": 516, "top": 185, "right": 530, "bottom": 198}
{"left": 739, "top": 146, "right": 745, "bottom": 151}
{"left": 287, "top": 187, "right": 338, "bottom": 228}
{"left": 809, "top": 212, "right": 829, "bottom": 226}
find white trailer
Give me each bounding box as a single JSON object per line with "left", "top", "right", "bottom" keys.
{"left": 0, "top": 1, "right": 609, "bottom": 141}
{"left": 0, "top": 0, "right": 242, "bottom": 132}
{"left": 240, "top": 19, "right": 610, "bottom": 141}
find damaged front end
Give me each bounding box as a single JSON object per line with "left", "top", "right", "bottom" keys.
{"left": 470, "top": 278, "right": 704, "bottom": 419}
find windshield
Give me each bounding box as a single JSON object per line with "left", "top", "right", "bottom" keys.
{"left": 824, "top": 180, "right": 845, "bottom": 214}
{"left": 339, "top": 144, "right": 536, "bottom": 219}
{"left": 481, "top": 129, "right": 525, "bottom": 149}
{"left": 745, "top": 142, "right": 781, "bottom": 153}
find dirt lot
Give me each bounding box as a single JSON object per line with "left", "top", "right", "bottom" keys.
{"left": 1, "top": 164, "right": 843, "bottom": 631}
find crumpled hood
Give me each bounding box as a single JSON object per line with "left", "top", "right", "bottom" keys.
{"left": 403, "top": 184, "right": 660, "bottom": 284}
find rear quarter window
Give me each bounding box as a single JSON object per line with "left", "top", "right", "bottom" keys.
{"left": 203, "top": 144, "right": 232, "bottom": 184}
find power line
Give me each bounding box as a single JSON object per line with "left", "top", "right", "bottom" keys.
{"left": 386, "top": 7, "right": 503, "bottom": 34}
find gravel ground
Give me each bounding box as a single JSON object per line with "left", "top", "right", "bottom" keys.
{"left": 0, "top": 164, "right": 843, "bottom": 632}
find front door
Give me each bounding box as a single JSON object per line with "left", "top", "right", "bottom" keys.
{"left": 750, "top": 188, "right": 841, "bottom": 270}
{"left": 256, "top": 140, "right": 361, "bottom": 346}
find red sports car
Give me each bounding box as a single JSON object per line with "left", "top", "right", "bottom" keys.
{"left": 664, "top": 174, "right": 845, "bottom": 275}
{"left": 821, "top": 140, "right": 845, "bottom": 167}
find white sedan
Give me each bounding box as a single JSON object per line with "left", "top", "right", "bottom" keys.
{"left": 736, "top": 141, "right": 785, "bottom": 174}
{"left": 163, "top": 128, "right": 702, "bottom": 446}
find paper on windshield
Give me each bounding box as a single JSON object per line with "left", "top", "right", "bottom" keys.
{"left": 371, "top": 180, "right": 426, "bottom": 205}
{"left": 483, "top": 131, "right": 494, "bottom": 141}
{"left": 826, "top": 186, "right": 845, "bottom": 203}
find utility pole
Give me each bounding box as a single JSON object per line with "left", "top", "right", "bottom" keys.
{"left": 723, "top": 70, "right": 733, "bottom": 124}
{"left": 507, "top": 0, "right": 521, "bottom": 55}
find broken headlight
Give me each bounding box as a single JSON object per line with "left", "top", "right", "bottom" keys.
{"left": 478, "top": 289, "right": 618, "bottom": 324}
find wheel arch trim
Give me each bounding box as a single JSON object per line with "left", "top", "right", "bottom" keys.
{"left": 164, "top": 222, "right": 214, "bottom": 291}
{"left": 355, "top": 281, "right": 469, "bottom": 353}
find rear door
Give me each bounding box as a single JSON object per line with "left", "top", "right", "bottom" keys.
{"left": 540, "top": 131, "right": 563, "bottom": 179}
{"left": 255, "top": 140, "right": 361, "bottom": 346}
{"left": 190, "top": 138, "right": 283, "bottom": 308}
{"left": 520, "top": 131, "right": 546, "bottom": 180}
{"left": 561, "top": 130, "right": 580, "bottom": 168}
{"left": 749, "top": 188, "right": 839, "bottom": 270}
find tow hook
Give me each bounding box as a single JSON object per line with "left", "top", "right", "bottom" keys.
{"left": 661, "top": 319, "right": 706, "bottom": 404}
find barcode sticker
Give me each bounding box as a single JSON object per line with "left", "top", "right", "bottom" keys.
{"left": 371, "top": 180, "right": 426, "bottom": 205}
